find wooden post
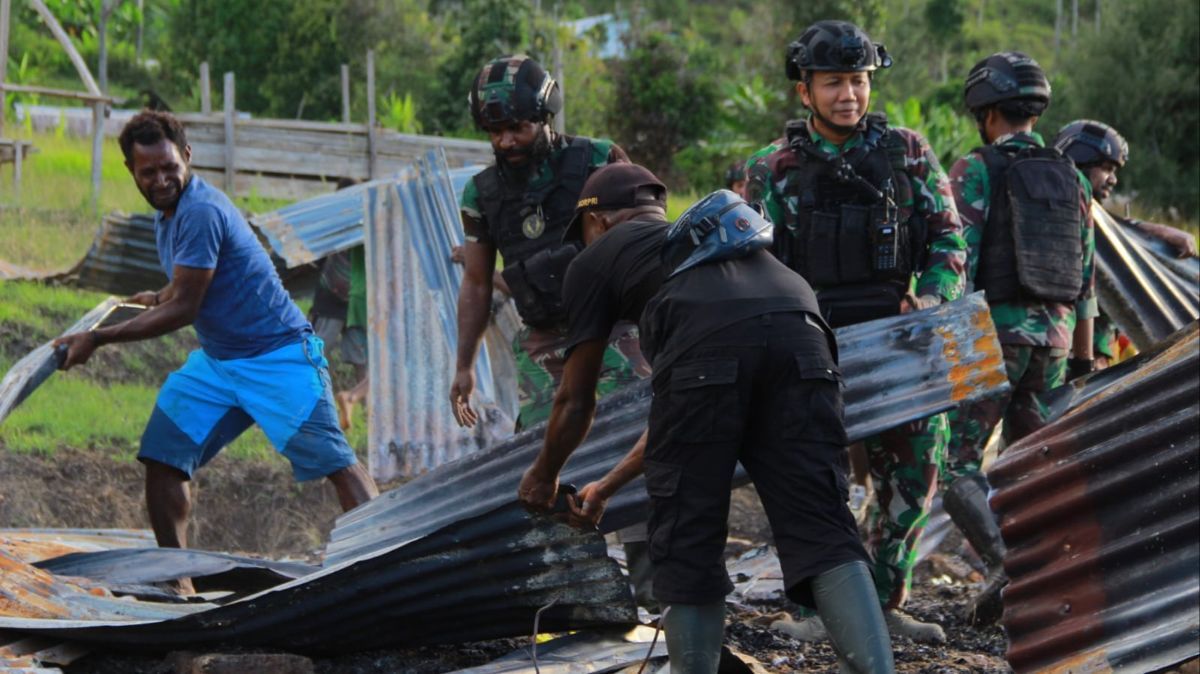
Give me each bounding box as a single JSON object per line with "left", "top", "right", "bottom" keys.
{"left": 90, "top": 101, "right": 103, "bottom": 211}
{"left": 28, "top": 0, "right": 101, "bottom": 95}
{"left": 200, "top": 62, "right": 211, "bottom": 114}
{"left": 366, "top": 50, "right": 377, "bottom": 180}
{"left": 0, "top": 0, "right": 10, "bottom": 139}
{"left": 12, "top": 141, "right": 22, "bottom": 204}
{"left": 135, "top": 0, "right": 144, "bottom": 64}
{"left": 223, "top": 72, "right": 235, "bottom": 195}
{"left": 341, "top": 63, "right": 351, "bottom": 124}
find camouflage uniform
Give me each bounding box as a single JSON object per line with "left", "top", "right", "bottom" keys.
{"left": 461, "top": 137, "right": 651, "bottom": 429}
{"left": 747, "top": 117, "right": 967, "bottom": 609}
{"left": 946, "top": 131, "right": 1097, "bottom": 478}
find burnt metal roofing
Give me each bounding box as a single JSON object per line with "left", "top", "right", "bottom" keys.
{"left": 990, "top": 322, "right": 1199, "bottom": 673}
{"left": 0, "top": 300, "right": 144, "bottom": 426}
{"left": 326, "top": 292, "right": 1009, "bottom": 565}
{"left": 249, "top": 162, "right": 481, "bottom": 268}
{"left": 364, "top": 150, "right": 520, "bottom": 481}
{"left": 0, "top": 499, "right": 635, "bottom": 654}
{"left": 1094, "top": 205, "right": 1199, "bottom": 348}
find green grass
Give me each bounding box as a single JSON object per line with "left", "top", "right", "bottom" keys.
{"left": 0, "top": 128, "right": 295, "bottom": 271}
{"left": 0, "top": 280, "right": 370, "bottom": 463}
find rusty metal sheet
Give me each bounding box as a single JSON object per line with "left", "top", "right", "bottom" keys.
{"left": 365, "top": 150, "right": 520, "bottom": 481}
{"left": 34, "top": 548, "right": 314, "bottom": 594}
{"left": 0, "top": 499, "right": 635, "bottom": 654}
{"left": 326, "top": 292, "right": 1009, "bottom": 565}
{"left": 0, "top": 300, "right": 145, "bottom": 426}
{"left": 990, "top": 322, "right": 1199, "bottom": 674}
{"left": 1094, "top": 204, "right": 1199, "bottom": 348}
{"left": 0, "top": 530, "right": 154, "bottom": 565}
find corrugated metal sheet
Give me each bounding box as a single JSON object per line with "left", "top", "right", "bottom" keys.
{"left": 1094, "top": 204, "right": 1200, "bottom": 347}
{"left": 365, "top": 150, "right": 519, "bottom": 481}
{"left": 990, "top": 322, "right": 1199, "bottom": 674}
{"left": 0, "top": 300, "right": 144, "bottom": 425}
{"left": 0, "top": 529, "right": 154, "bottom": 565}
{"left": 325, "top": 292, "right": 1009, "bottom": 566}
{"left": 0, "top": 499, "right": 635, "bottom": 654}
{"left": 249, "top": 164, "right": 481, "bottom": 268}
{"left": 35, "top": 548, "right": 314, "bottom": 596}
{"left": 72, "top": 213, "right": 167, "bottom": 297}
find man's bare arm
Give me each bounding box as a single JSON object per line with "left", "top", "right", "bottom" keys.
{"left": 56, "top": 265, "right": 214, "bottom": 369}
{"left": 518, "top": 340, "right": 606, "bottom": 510}
{"left": 449, "top": 223, "right": 499, "bottom": 427}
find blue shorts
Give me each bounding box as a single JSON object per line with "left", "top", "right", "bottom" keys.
{"left": 139, "top": 335, "right": 357, "bottom": 481}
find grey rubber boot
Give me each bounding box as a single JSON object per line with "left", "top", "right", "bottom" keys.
{"left": 812, "top": 561, "right": 896, "bottom": 674}
{"left": 662, "top": 601, "right": 725, "bottom": 674}
{"left": 943, "top": 473, "right": 1008, "bottom": 624}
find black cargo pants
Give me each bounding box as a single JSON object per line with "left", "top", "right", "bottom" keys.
{"left": 644, "top": 311, "right": 870, "bottom": 608}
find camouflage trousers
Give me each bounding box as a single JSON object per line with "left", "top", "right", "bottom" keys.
{"left": 945, "top": 344, "right": 1068, "bottom": 480}
{"left": 513, "top": 322, "right": 651, "bottom": 430}
{"left": 863, "top": 412, "right": 950, "bottom": 609}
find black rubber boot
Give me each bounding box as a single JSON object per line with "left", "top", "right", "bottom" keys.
{"left": 812, "top": 561, "right": 896, "bottom": 674}
{"left": 662, "top": 601, "right": 725, "bottom": 674}
{"left": 943, "top": 473, "right": 1008, "bottom": 624}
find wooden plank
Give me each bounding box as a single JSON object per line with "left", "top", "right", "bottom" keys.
{"left": 341, "top": 63, "right": 350, "bottom": 124}
{"left": 0, "top": 0, "right": 11, "bottom": 138}
{"left": 223, "top": 72, "right": 235, "bottom": 194}
{"left": 199, "top": 62, "right": 211, "bottom": 114}
{"left": 175, "top": 113, "right": 369, "bottom": 135}
{"left": 27, "top": 0, "right": 101, "bottom": 95}
{"left": 188, "top": 142, "right": 370, "bottom": 180}
{"left": 0, "top": 82, "right": 113, "bottom": 103}
{"left": 366, "top": 49, "right": 377, "bottom": 179}
{"left": 194, "top": 168, "right": 338, "bottom": 202}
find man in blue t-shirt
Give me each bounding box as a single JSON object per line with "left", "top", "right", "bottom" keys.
{"left": 55, "top": 111, "right": 378, "bottom": 587}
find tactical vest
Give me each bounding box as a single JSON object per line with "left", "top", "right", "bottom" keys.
{"left": 769, "top": 114, "right": 925, "bottom": 327}
{"left": 976, "top": 144, "right": 1084, "bottom": 304}
{"left": 473, "top": 136, "right": 595, "bottom": 329}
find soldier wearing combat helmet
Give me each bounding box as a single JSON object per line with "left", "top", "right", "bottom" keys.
{"left": 746, "top": 20, "right": 967, "bottom": 643}
{"left": 945, "top": 52, "right": 1098, "bottom": 623}
{"left": 450, "top": 56, "right": 649, "bottom": 432}
{"left": 1054, "top": 120, "right": 1196, "bottom": 367}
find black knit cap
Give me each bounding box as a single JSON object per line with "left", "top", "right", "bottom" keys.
{"left": 563, "top": 163, "right": 667, "bottom": 243}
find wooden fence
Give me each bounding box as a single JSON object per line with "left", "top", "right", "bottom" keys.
{"left": 179, "top": 114, "right": 492, "bottom": 201}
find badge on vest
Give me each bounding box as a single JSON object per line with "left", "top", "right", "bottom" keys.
{"left": 521, "top": 209, "right": 546, "bottom": 239}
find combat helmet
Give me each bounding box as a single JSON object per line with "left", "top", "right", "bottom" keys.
{"left": 469, "top": 56, "right": 563, "bottom": 130}
{"left": 964, "top": 51, "right": 1051, "bottom": 112}
{"left": 786, "top": 20, "right": 892, "bottom": 81}
{"left": 1054, "top": 120, "right": 1129, "bottom": 167}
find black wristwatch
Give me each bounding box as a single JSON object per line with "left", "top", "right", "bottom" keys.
{"left": 1068, "top": 357, "right": 1094, "bottom": 380}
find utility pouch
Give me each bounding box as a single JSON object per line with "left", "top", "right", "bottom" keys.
{"left": 500, "top": 243, "right": 580, "bottom": 329}
{"left": 805, "top": 210, "right": 842, "bottom": 286}
{"left": 817, "top": 282, "right": 905, "bottom": 328}
{"left": 837, "top": 204, "right": 874, "bottom": 284}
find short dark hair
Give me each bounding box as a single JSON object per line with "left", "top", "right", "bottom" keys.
{"left": 973, "top": 98, "right": 1047, "bottom": 127}
{"left": 119, "top": 109, "right": 189, "bottom": 163}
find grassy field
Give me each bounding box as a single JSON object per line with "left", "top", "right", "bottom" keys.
{"left": 0, "top": 127, "right": 290, "bottom": 271}
{"left": 0, "top": 281, "right": 369, "bottom": 462}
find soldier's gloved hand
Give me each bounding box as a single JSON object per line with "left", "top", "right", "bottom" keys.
{"left": 1067, "top": 357, "right": 1095, "bottom": 381}
{"left": 900, "top": 293, "right": 941, "bottom": 314}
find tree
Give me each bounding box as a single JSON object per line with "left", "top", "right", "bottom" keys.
{"left": 607, "top": 29, "right": 719, "bottom": 187}
{"left": 425, "top": 0, "right": 531, "bottom": 135}
{"left": 1049, "top": 0, "right": 1199, "bottom": 219}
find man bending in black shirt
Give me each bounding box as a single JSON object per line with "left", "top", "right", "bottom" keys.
{"left": 517, "top": 163, "right": 894, "bottom": 673}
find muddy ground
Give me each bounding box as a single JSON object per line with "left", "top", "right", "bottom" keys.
{"left": 1, "top": 446, "right": 1012, "bottom": 673}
